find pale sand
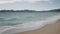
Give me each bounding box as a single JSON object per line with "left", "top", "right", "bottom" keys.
{"left": 15, "top": 19, "right": 60, "bottom": 34}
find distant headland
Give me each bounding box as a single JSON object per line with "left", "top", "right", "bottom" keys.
{"left": 0, "top": 9, "right": 60, "bottom": 12}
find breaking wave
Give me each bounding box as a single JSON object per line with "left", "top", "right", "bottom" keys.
{"left": 0, "top": 15, "right": 60, "bottom": 34}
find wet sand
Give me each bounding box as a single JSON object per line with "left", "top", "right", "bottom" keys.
{"left": 15, "top": 19, "right": 60, "bottom": 34}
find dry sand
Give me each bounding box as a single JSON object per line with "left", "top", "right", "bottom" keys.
{"left": 15, "top": 19, "right": 60, "bottom": 34}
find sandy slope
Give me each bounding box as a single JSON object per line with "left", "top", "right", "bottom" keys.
{"left": 15, "top": 19, "right": 60, "bottom": 34}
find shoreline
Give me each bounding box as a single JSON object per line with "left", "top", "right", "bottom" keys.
{"left": 15, "top": 19, "right": 60, "bottom": 34}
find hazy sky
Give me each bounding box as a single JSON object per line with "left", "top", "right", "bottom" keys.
{"left": 0, "top": 0, "right": 60, "bottom": 11}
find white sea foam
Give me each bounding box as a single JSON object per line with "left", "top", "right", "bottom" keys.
{"left": 0, "top": 15, "right": 60, "bottom": 34}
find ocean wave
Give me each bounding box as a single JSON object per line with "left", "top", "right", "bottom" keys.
{"left": 0, "top": 17, "right": 22, "bottom": 26}
{"left": 0, "top": 15, "right": 60, "bottom": 34}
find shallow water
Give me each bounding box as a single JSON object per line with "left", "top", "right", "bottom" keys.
{"left": 0, "top": 11, "right": 60, "bottom": 34}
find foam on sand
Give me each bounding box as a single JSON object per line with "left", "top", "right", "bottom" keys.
{"left": 17, "top": 19, "right": 60, "bottom": 34}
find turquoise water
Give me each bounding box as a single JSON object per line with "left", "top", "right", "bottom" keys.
{"left": 0, "top": 11, "right": 60, "bottom": 34}
{"left": 0, "top": 12, "right": 60, "bottom": 26}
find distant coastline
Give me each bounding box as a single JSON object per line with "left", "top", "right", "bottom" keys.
{"left": 0, "top": 9, "right": 60, "bottom": 12}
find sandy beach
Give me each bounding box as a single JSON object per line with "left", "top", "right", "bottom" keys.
{"left": 15, "top": 19, "right": 60, "bottom": 34}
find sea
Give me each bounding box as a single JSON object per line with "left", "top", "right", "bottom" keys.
{"left": 0, "top": 11, "right": 60, "bottom": 34}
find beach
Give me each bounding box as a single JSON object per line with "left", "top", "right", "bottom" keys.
{"left": 15, "top": 19, "right": 60, "bottom": 34}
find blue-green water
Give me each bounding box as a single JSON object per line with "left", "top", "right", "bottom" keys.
{"left": 0, "top": 12, "right": 60, "bottom": 26}
{"left": 0, "top": 12, "right": 60, "bottom": 34}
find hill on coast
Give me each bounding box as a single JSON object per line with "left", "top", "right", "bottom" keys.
{"left": 0, "top": 9, "right": 60, "bottom": 12}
